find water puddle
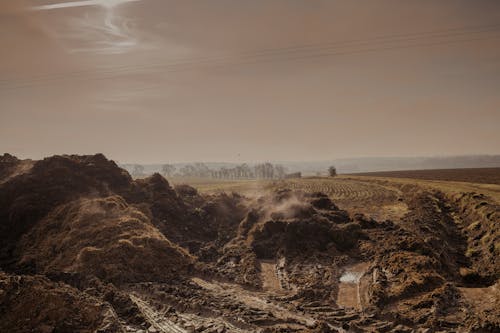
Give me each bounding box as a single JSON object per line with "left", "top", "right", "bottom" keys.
{"left": 337, "top": 262, "right": 370, "bottom": 310}
{"left": 339, "top": 271, "right": 364, "bottom": 283}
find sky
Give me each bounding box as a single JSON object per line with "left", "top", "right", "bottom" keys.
{"left": 1, "top": 0, "right": 499, "bottom": 163}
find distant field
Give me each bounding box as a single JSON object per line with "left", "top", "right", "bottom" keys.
{"left": 178, "top": 176, "right": 409, "bottom": 220}
{"left": 178, "top": 174, "right": 500, "bottom": 221}
{"left": 349, "top": 167, "right": 500, "bottom": 185}
{"left": 171, "top": 178, "right": 268, "bottom": 194}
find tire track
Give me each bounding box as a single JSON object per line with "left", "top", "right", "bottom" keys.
{"left": 130, "top": 294, "right": 187, "bottom": 333}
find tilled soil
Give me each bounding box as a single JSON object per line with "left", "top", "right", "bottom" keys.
{"left": 268, "top": 177, "right": 409, "bottom": 221}
{"left": 351, "top": 167, "right": 500, "bottom": 185}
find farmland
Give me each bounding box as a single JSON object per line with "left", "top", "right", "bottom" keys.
{"left": 350, "top": 167, "right": 500, "bottom": 185}
{"left": 180, "top": 172, "right": 500, "bottom": 221}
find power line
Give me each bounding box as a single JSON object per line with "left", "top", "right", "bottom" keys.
{"left": 3, "top": 22, "right": 500, "bottom": 85}
{"left": 3, "top": 24, "right": 498, "bottom": 85}
{"left": 1, "top": 24, "right": 499, "bottom": 91}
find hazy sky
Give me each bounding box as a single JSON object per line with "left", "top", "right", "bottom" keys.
{"left": 1, "top": 0, "right": 499, "bottom": 163}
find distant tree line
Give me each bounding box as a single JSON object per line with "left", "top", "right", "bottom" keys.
{"left": 156, "top": 162, "right": 288, "bottom": 180}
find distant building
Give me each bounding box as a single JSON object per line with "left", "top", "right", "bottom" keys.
{"left": 284, "top": 172, "right": 302, "bottom": 179}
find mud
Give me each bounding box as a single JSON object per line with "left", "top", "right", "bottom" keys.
{"left": 0, "top": 154, "right": 498, "bottom": 332}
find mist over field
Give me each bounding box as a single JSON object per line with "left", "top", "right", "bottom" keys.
{"left": 119, "top": 155, "right": 500, "bottom": 178}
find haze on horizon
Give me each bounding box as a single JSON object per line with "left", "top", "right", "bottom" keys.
{"left": 1, "top": 0, "right": 499, "bottom": 164}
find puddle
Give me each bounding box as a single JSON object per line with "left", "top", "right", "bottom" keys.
{"left": 337, "top": 262, "right": 370, "bottom": 310}
{"left": 339, "top": 271, "right": 364, "bottom": 283}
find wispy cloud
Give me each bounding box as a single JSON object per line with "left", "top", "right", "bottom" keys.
{"left": 33, "top": 0, "right": 142, "bottom": 54}
{"left": 66, "top": 10, "right": 138, "bottom": 54}
{"left": 33, "top": 0, "right": 141, "bottom": 10}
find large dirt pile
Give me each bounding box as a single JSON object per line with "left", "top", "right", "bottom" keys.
{"left": 0, "top": 154, "right": 132, "bottom": 263}
{"left": 0, "top": 271, "right": 122, "bottom": 333}
{"left": 248, "top": 191, "right": 357, "bottom": 259}
{"left": 132, "top": 177, "right": 248, "bottom": 256}
{"left": 0, "top": 154, "right": 213, "bottom": 282}
{"left": 16, "top": 196, "right": 193, "bottom": 283}
{"left": 0, "top": 154, "right": 251, "bottom": 284}
{"left": 0, "top": 154, "right": 216, "bottom": 331}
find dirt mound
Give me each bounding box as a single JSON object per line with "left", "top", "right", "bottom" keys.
{"left": 0, "top": 153, "right": 20, "bottom": 182}
{"left": 0, "top": 153, "right": 34, "bottom": 184}
{"left": 245, "top": 190, "right": 355, "bottom": 258}
{"left": 0, "top": 154, "right": 132, "bottom": 262}
{"left": 16, "top": 196, "right": 193, "bottom": 284}
{"left": 210, "top": 190, "right": 357, "bottom": 292}
{"left": 0, "top": 271, "right": 122, "bottom": 333}
{"left": 122, "top": 175, "right": 248, "bottom": 259}
{"left": 0, "top": 153, "right": 248, "bottom": 283}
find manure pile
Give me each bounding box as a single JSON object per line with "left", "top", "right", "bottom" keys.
{"left": 0, "top": 153, "right": 498, "bottom": 332}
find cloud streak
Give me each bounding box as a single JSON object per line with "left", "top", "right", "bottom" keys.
{"left": 33, "top": 0, "right": 142, "bottom": 54}
{"left": 33, "top": 0, "right": 141, "bottom": 10}
{"left": 65, "top": 10, "right": 138, "bottom": 54}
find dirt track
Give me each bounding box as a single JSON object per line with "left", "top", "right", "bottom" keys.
{"left": 259, "top": 260, "right": 282, "bottom": 292}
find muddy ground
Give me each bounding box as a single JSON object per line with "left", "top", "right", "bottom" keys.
{"left": 0, "top": 153, "right": 499, "bottom": 332}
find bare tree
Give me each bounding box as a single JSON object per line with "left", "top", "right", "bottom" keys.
{"left": 194, "top": 163, "right": 210, "bottom": 178}
{"left": 264, "top": 163, "right": 274, "bottom": 179}
{"left": 273, "top": 164, "right": 287, "bottom": 179}
{"left": 240, "top": 163, "right": 252, "bottom": 178}
{"left": 161, "top": 164, "right": 176, "bottom": 177}
{"left": 179, "top": 165, "right": 196, "bottom": 177}
{"left": 328, "top": 166, "right": 337, "bottom": 177}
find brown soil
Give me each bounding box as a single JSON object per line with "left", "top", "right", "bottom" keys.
{"left": 0, "top": 153, "right": 499, "bottom": 332}
{"left": 267, "top": 177, "right": 409, "bottom": 221}
{"left": 259, "top": 260, "right": 282, "bottom": 292}
{"left": 16, "top": 196, "right": 193, "bottom": 284}
{"left": 351, "top": 167, "right": 500, "bottom": 185}
{"left": 459, "top": 283, "right": 500, "bottom": 330}
{"left": 0, "top": 272, "right": 123, "bottom": 333}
